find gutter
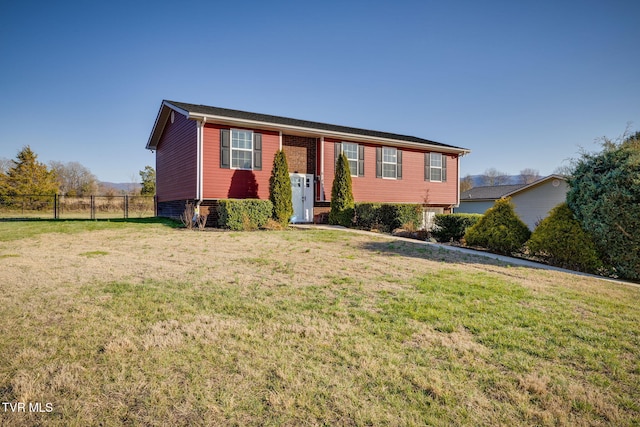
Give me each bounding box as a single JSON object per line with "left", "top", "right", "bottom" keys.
{"left": 186, "top": 112, "right": 471, "bottom": 156}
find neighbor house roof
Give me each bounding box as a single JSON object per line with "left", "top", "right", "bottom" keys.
{"left": 147, "top": 100, "right": 471, "bottom": 155}
{"left": 460, "top": 175, "right": 566, "bottom": 201}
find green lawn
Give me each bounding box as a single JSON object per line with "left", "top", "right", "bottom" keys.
{"left": 0, "top": 221, "right": 638, "bottom": 426}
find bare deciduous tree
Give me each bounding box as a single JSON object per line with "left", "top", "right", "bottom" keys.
{"left": 460, "top": 175, "right": 474, "bottom": 193}
{"left": 519, "top": 168, "right": 541, "bottom": 184}
{"left": 0, "top": 157, "right": 11, "bottom": 174}
{"left": 553, "top": 164, "right": 574, "bottom": 177}
{"left": 480, "top": 168, "right": 510, "bottom": 186}
{"left": 50, "top": 161, "right": 98, "bottom": 196}
{"left": 181, "top": 202, "right": 195, "bottom": 230}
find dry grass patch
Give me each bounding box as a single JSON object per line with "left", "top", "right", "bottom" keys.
{"left": 0, "top": 221, "right": 638, "bottom": 426}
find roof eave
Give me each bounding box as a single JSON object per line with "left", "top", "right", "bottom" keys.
{"left": 147, "top": 101, "right": 471, "bottom": 155}
{"left": 146, "top": 101, "right": 191, "bottom": 150}
{"left": 501, "top": 174, "right": 567, "bottom": 198}
{"left": 461, "top": 198, "right": 499, "bottom": 202}
{"left": 187, "top": 111, "right": 470, "bottom": 155}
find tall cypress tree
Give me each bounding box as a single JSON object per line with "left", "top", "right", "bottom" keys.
{"left": 329, "top": 153, "right": 354, "bottom": 226}
{"left": 269, "top": 150, "right": 293, "bottom": 225}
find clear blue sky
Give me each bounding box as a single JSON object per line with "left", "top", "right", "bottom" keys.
{"left": 1, "top": 0, "right": 638, "bottom": 183}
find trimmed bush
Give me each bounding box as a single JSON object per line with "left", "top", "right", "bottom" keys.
{"left": 526, "top": 203, "right": 603, "bottom": 273}
{"left": 329, "top": 153, "right": 355, "bottom": 226}
{"left": 353, "top": 203, "right": 382, "bottom": 230}
{"left": 380, "top": 203, "right": 422, "bottom": 231}
{"left": 269, "top": 150, "right": 293, "bottom": 226}
{"left": 354, "top": 203, "right": 422, "bottom": 233}
{"left": 217, "top": 199, "right": 273, "bottom": 231}
{"left": 432, "top": 213, "right": 483, "bottom": 242}
{"left": 464, "top": 198, "right": 531, "bottom": 255}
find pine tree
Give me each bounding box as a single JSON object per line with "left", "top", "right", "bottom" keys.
{"left": 329, "top": 153, "right": 355, "bottom": 226}
{"left": 139, "top": 165, "right": 156, "bottom": 196}
{"left": 269, "top": 150, "right": 293, "bottom": 225}
{"left": 0, "top": 146, "right": 58, "bottom": 196}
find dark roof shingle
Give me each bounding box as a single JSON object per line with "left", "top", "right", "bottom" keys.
{"left": 460, "top": 184, "right": 527, "bottom": 200}
{"left": 165, "top": 100, "right": 468, "bottom": 152}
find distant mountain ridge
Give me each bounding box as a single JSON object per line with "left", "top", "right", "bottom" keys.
{"left": 467, "top": 175, "right": 537, "bottom": 187}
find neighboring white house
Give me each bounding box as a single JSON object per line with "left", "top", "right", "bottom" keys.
{"left": 455, "top": 175, "right": 568, "bottom": 230}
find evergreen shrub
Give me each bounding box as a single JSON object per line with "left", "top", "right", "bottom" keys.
{"left": 567, "top": 133, "right": 640, "bottom": 279}
{"left": 269, "top": 150, "right": 293, "bottom": 226}
{"left": 217, "top": 199, "right": 273, "bottom": 231}
{"left": 354, "top": 203, "right": 422, "bottom": 232}
{"left": 526, "top": 203, "right": 603, "bottom": 273}
{"left": 464, "top": 198, "right": 531, "bottom": 255}
{"left": 329, "top": 153, "right": 355, "bottom": 226}
{"left": 432, "top": 213, "right": 483, "bottom": 242}
{"left": 353, "top": 203, "right": 382, "bottom": 230}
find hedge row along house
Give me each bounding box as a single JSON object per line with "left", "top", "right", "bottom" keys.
{"left": 146, "top": 100, "right": 471, "bottom": 226}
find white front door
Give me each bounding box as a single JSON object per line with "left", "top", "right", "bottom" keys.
{"left": 290, "top": 173, "right": 314, "bottom": 223}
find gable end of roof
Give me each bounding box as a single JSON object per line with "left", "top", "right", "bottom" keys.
{"left": 460, "top": 175, "right": 567, "bottom": 201}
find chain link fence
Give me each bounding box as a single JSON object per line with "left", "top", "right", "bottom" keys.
{"left": 0, "top": 195, "right": 156, "bottom": 220}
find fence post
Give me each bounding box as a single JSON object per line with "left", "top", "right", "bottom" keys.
{"left": 124, "top": 195, "right": 129, "bottom": 219}
{"left": 90, "top": 195, "right": 95, "bottom": 220}
{"left": 53, "top": 194, "right": 57, "bottom": 219}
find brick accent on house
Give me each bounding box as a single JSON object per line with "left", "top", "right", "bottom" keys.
{"left": 313, "top": 203, "right": 331, "bottom": 224}
{"left": 157, "top": 199, "right": 220, "bottom": 227}
{"left": 198, "top": 200, "right": 220, "bottom": 227}
{"left": 282, "top": 135, "right": 316, "bottom": 175}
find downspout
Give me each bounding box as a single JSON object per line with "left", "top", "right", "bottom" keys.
{"left": 320, "top": 136, "right": 325, "bottom": 201}
{"left": 196, "top": 118, "right": 206, "bottom": 211}
{"left": 454, "top": 153, "right": 461, "bottom": 210}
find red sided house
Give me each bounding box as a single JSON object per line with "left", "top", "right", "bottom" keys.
{"left": 146, "top": 100, "right": 471, "bottom": 225}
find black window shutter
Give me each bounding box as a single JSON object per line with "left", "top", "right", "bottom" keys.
{"left": 397, "top": 150, "right": 402, "bottom": 180}
{"left": 424, "top": 152, "right": 430, "bottom": 181}
{"left": 442, "top": 154, "right": 447, "bottom": 182}
{"left": 334, "top": 142, "right": 341, "bottom": 166}
{"left": 358, "top": 145, "right": 365, "bottom": 176}
{"left": 220, "top": 129, "right": 230, "bottom": 168}
{"left": 253, "top": 133, "right": 262, "bottom": 171}
{"left": 376, "top": 147, "right": 382, "bottom": 178}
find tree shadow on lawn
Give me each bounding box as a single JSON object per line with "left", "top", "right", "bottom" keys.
{"left": 357, "top": 238, "right": 521, "bottom": 270}
{"left": 357, "top": 237, "right": 640, "bottom": 285}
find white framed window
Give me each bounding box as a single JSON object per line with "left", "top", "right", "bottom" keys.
{"left": 429, "top": 153, "right": 443, "bottom": 182}
{"left": 430, "top": 152, "right": 443, "bottom": 182}
{"left": 336, "top": 142, "right": 363, "bottom": 177}
{"left": 382, "top": 147, "right": 397, "bottom": 179}
{"left": 231, "top": 129, "right": 253, "bottom": 169}
{"left": 424, "top": 152, "right": 446, "bottom": 182}
{"left": 342, "top": 142, "right": 359, "bottom": 176}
